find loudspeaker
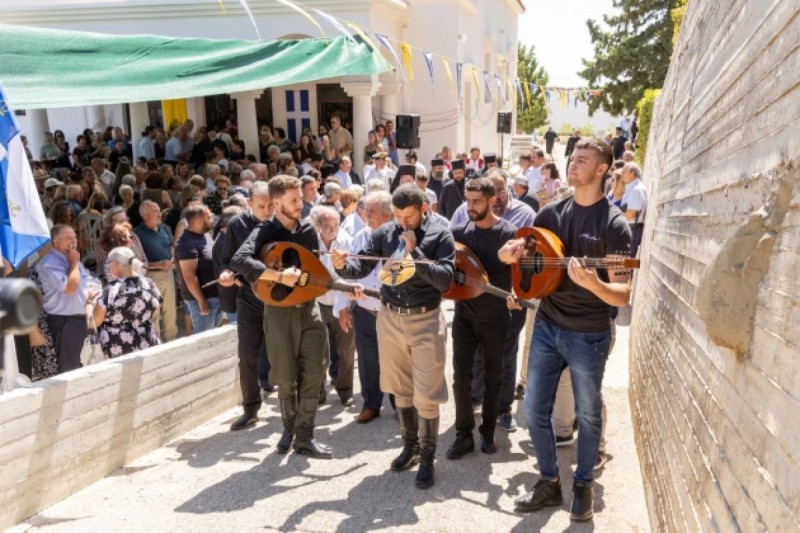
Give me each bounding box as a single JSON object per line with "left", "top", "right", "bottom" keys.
{"left": 396, "top": 114, "right": 421, "bottom": 149}
{"left": 497, "top": 111, "right": 512, "bottom": 134}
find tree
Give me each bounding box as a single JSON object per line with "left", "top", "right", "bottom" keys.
{"left": 579, "top": 0, "right": 680, "bottom": 116}
{"left": 516, "top": 43, "right": 549, "bottom": 134}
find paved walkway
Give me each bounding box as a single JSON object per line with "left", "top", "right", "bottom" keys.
{"left": 15, "top": 303, "right": 649, "bottom": 532}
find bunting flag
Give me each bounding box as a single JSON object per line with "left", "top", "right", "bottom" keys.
{"left": 274, "top": 0, "right": 325, "bottom": 38}
{"left": 470, "top": 65, "right": 481, "bottom": 101}
{"left": 422, "top": 51, "right": 435, "bottom": 94}
{"left": 442, "top": 56, "right": 454, "bottom": 95}
{"left": 545, "top": 89, "right": 551, "bottom": 102}
{"left": 399, "top": 41, "right": 414, "bottom": 89}
{"left": 456, "top": 62, "right": 464, "bottom": 104}
{"left": 574, "top": 93, "right": 580, "bottom": 108}
{"left": 311, "top": 8, "right": 354, "bottom": 41}
{"left": 237, "top": 0, "right": 262, "bottom": 40}
{"left": 346, "top": 23, "right": 390, "bottom": 68}
{"left": 515, "top": 79, "right": 525, "bottom": 110}
{"left": 524, "top": 82, "right": 533, "bottom": 108}
{"left": 482, "top": 71, "right": 492, "bottom": 101}
{"left": 560, "top": 88, "right": 568, "bottom": 108}
{"left": 374, "top": 32, "right": 406, "bottom": 82}
{"left": 217, "top": 0, "right": 227, "bottom": 14}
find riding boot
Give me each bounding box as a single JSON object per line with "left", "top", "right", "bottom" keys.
{"left": 277, "top": 397, "right": 296, "bottom": 455}
{"left": 391, "top": 406, "right": 420, "bottom": 472}
{"left": 416, "top": 416, "right": 439, "bottom": 489}
{"left": 293, "top": 397, "right": 333, "bottom": 459}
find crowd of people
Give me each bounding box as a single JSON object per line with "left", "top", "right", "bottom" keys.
{"left": 11, "top": 114, "right": 647, "bottom": 522}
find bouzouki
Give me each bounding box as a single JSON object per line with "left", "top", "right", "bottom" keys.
{"left": 254, "top": 242, "right": 381, "bottom": 307}
{"left": 511, "top": 227, "right": 640, "bottom": 300}
{"left": 444, "top": 242, "right": 538, "bottom": 310}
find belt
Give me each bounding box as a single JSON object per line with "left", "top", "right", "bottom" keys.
{"left": 357, "top": 305, "right": 380, "bottom": 317}
{"left": 382, "top": 301, "right": 438, "bottom": 316}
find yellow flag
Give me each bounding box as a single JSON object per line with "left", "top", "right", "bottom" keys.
{"left": 347, "top": 22, "right": 391, "bottom": 69}
{"left": 162, "top": 99, "right": 188, "bottom": 127}
{"left": 216, "top": 0, "right": 226, "bottom": 13}
{"left": 469, "top": 64, "right": 481, "bottom": 101}
{"left": 400, "top": 42, "right": 414, "bottom": 90}
{"left": 560, "top": 88, "right": 568, "bottom": 108}
{"left": 523, "top": 81, "right": 532, "bottom": 108}
{"left": 441, "top": 56, "right": 454, "bottom": 95}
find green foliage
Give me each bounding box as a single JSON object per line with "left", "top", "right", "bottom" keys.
{"left": 671, "top": 0, "right": 689, "bottom": 48}
{"left": 580, "top": 124, "right": 596, "bottom": 137}
{"left": 516, "top": 43, "right": 549, "bottom": 134}
{"left": 635, "top": 88, "right": 662, "bottom": 164}
{"left": 558, "top": 123, "right": 574, "bottom": 136}
{"left": 579, "top": 0, "right": 680, "bottom": 116}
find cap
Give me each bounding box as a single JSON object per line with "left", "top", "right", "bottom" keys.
{"left": 451, "top": 159, "right": 466, "bottom": 171}
{"left": 44, "top": 178, "right": 64, "bottom": 188}
{"left": 484, "top": 152, "right": 497, "bottom": 163}
{"left": 513, "top": 176, "right": 529, "bottom": 187}
{"left": 396, "top": 165, "right": 417, "bottom": 179}
{"left": 431, "top": 159, "right": 444, "bottom": 167}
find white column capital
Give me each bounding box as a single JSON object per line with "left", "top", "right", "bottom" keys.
{"left": 230, "top": 89, "right": 264, "bottom": 101}
{"left": 341, "top": 75, "right": 381, "bottom": 98}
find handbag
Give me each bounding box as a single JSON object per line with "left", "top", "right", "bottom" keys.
{"left": 28, "top": 325, "right": 47, "bottom": 347}
{"left": 80, "top": 318, "right": 106, "bottom": 366}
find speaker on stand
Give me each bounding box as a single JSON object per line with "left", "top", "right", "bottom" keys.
{"left": 497, "top": 111, "right": 512, "bottom": 164}
{"left": 396, "top": 114, "right": 421, "bottom": 149}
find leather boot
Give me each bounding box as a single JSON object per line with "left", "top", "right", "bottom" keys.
{"left": 446, "top": 431, "right": 475, "bottom": 460}
{"left": 293, "top": 397, "right": 332, "bottom": 459}
{"left": 416, "top": 416, "right": 439, "bottom": 489}
{"left": 277, "top": 398, "right": 297, "bottom": 455}
{"left": 390, "top": 406, "right": 420, "bottom": 472}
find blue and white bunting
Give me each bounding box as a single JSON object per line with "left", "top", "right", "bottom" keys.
{"left": 422, "top": 51, "right": 435, "bottom": 94}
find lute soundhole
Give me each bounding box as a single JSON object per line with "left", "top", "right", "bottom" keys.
{"left": 519, "top": 236, "right": 544, "bottom": 292}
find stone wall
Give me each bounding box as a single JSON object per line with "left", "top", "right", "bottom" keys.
{"left": 0, "top": 327, "right": 240, "bottom": 530}
{"left": 629, "top": 1, "right": 800, "bottom": 530}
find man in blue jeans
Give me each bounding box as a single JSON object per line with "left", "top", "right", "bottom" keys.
{"left": 176, "top": 205, "right": 223, "bottom": 333}
{"left": 500, "top": 139, "right": 632, "bottom": 522}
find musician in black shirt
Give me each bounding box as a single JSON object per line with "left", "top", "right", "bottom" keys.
{"left": 231, "top": 176, "right": 332, "bottom": 459}
{"left": 500, "top": 139, "right": 632, "bottom": 521}
{"left": 447, "top": 178, "right": 517, "bottom": 460}
{"left": 332, "top": 184, "right": 455, "bottom": 489}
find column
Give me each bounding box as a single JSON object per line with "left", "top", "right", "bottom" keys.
{"left": 230, "top": 90, "right": 263, "bottom": 160}
{"left": 86, "top": 105, "right": 106, "bottom": 130}
{"left": 25, "top": 108, "right": 50, "bottom": 162}
{"left": 379, "top": 79, "right": 401, "bottom": 124}
{"left": 128, "top": 102, "right": 150, "bottom": 160}
{"left": 341, "top": 76, "right": 381, "bottom": 176}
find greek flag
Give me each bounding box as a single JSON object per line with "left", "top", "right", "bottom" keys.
{"left": 0, "top": 84, "right": 49, "bottom": 269}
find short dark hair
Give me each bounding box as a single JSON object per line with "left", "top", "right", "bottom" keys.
{"left": 145, "top": 170, "right": 164, "bottom": 189}
{"left": 184, "top": 204, "right": 207, "bottom": 225}
{"left": 219, "top": 205, "right": 245, "bottom": 229}
{"left": 392, "top": 183, "right": 425, "bottom": 210}
{"left": 613, "top": 160, "right": 625, "bottom": 170}
{"left": 575, "top": 139, "right": 613, "bottom": 170}
{"left": 300, "top": 175, "right": 316, "bottom": 189}
{"left": 465, "top": 177, "right": 496, "bottom": 198}
{"left": 532, "top": 149, "right": 545, "bottom": 159}
{"left": 268, "top": 175, "right": 302, "bottom": 199}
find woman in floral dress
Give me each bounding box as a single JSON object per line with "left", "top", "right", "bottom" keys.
{"left": 90, "top": 247, "right": 162, "bottom": 358}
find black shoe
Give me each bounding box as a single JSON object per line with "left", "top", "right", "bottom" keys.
{"left": 415, "top": 416, "right": 439, "bottom": 489}
{"left": 391, "top": 407, "right": 419, "bottom": 471}
{"left": 514, "top": 384, "right": 525, "bottom": 400}
{"left": 514, "top": 478, "right": 563, "bottom": 512}
{"left": 230, "top": 412, "right": 257, "bottom": 431}
{"left": 277, "top": 398, "right": 297, "bottom": 454}
{"left": 556, "top": 433, "right": 576, "bottom": 447}
{"left": 277, "top": 428, "right": 294, "bottom": 454}
{"left": 445, "top": 433, "right": 475, "bottom": 460}
{"left": 340, "top": 396, "right": 354, "bottom": 407}
{"left": 293, "top": 397, "right": 331, "bottom": 459}
{"left": 570, "top": 481, "right": 594, "bottom": 521}
{"left": 293, "top": 438, "right": 333, "bottom": 459}
{"left": 480, "top": 432, "right": 497, "bottom": 455}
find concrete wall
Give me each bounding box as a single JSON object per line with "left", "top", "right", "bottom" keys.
{"left": 630, "top": 0, "right": 800, "bottom": 531}
{"left": 0, "top": 327, "right": 240, "bottom": 530}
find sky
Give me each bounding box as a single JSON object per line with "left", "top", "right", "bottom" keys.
{"left": 518, "top": 0, "right": 616, "bottom": 88}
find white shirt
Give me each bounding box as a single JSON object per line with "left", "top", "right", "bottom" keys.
{"left": 333, "top": 169, "right": 353, "bottom": 189}
{"left": 341, "top": 212, "right": 365, "bottom": 238}
{"left": 366, "top": 167, "right": 394, "bottom": 189}
{"left": 333, "top": 226, "right": 382, "bottom": 315}
{"left": 621, "top": 178, "right": 647, "bottom": 223}
{"left": 99, "top": 169, "right": 116, "bottom": 198}
{"left": 526, "top": 165, "right": 543, "bottom": 192}
{"left": 300, "top": 162, "right": 314, "bottom": 175}
{"left": 316, "top": 231, "right": 353, "bottom": 307}
{"left": 139, "top": 136, "right": 155, "bottom": 160}
{"left": 414, "top": 161, "right": 427, "bottom": 174}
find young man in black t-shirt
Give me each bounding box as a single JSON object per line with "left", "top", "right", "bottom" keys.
{"left": 447, "top": 178, "right": 517, "bottom": 459}
{"left": 500, "top": 139, "right": 632, "bottom": 522}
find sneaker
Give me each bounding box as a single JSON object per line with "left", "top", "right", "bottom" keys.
{"left": 556, "top": 433, "right": 575, "bottom": 447}
{"left": 514, "top": 384, "right": 525, "bottom": 400}
{"left": 594, "top": 451, "right": 608, "bottom": 471}
{"left": 498, "top": 413, "right": 518, "bottom": 432}
{"left": 569, "top": 481, "right": 594, "bottom": 521}
{"left": 514, "top": 478, "right": 563, "bottom": 512}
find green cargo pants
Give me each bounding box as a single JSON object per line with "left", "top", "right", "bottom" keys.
{"left": 264, "top": 301, "right": 329, "bottom": 401}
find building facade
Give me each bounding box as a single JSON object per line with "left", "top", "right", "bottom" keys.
{"left": 6, "top": 0, "right": 523, "bottom": 171}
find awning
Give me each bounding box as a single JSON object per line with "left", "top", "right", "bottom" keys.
{"left": 0, "top": 23, "right": 390, "bottom": 110}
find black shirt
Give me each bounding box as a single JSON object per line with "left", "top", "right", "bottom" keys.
{"left": 230, "top": 217, "right": 318, "bottom": 304}
{"left": 218, "top": 211, "right": 266, "bottom": 309}
{"left": 336, "top": 216, "right": 455, "bottom": 309}
{"left": 438, "top": 177, "right": 465, "bottom": 220}
{"left": 535, "top": 196, "right": 631, "bottom": 332}
{"left": 519, "top": 192, "right": 540, "bottom": 212}
{"left": 212, "top": 231, "right": 238, "bottom": 313}
{"left": 175, "top": 229, "right": 219, "bottom": 301}
{"left": 451, "top": 218, "right": 517, "bottom": 320}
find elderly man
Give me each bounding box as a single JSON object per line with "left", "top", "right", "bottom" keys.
{"left": 334, "top": 156, "right": 354, "bottom": 189}
{"left": 134, "top": 200, "right": 177, "bottom": 342}
{"left": 91, "top": 157, "right": 116, "bottom": 199}
{"left": 620, "top": 162, "right": 648, "bottom": 257}
{"left": 329, "top": 116, "right": 353, "bottom": 158}
{"left": 312, "top": 206, "right": 356, "bottom": 406}
{"left": 513, "top": 176, "right": 540, "bottom": 212}
{"left": 321, "top": 182, "right": 342, "bottom": 210}
{"left": 165, "top": 126, "right": 193, "bottom": 166}
{"left": 37, "top": 225, "right": 94, "bottom": 373}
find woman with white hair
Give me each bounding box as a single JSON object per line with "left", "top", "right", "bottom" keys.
{"left": 90, "top": 246, "right": 163, "bottom": 358}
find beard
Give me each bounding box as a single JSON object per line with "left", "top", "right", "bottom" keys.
{"left": 281, "top": 205, "right": 300, "bottom": 222}
{"left": 492, "top": 199, "right": 508, "bottom": 216}
{"left": 467, "top": 206, "right": 490, "bottom": 222}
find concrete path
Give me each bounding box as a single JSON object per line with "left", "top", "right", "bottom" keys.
{"left": 14, "top": 302, "right": 649, "bottom": 532}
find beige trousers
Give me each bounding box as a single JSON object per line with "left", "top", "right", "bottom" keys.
{"left": 146, "top": 270, "right": 178, "bottom": 342}
{"left": 376, "top": 307, "right": 448, "bottom": 419}
{"left": 553, "top": 368, "right": 607, "bottom": 452}
{"left": 519, "top": 304, "right": 538, "bottom": 387}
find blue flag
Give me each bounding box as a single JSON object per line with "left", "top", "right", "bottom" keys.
{"left": 0, "top": 85, "right": 50, "bottom": 269}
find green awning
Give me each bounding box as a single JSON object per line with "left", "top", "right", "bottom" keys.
{"left": 0, "top": 23, "right": 390, "bottom": 110}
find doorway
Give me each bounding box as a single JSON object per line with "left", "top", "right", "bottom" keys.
{"left": 317, "top": 84, "right": 353, "bottom": 132}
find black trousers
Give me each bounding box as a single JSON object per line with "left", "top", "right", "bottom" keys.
{"left": 353, "top": 305, "right": 383, "bottom": 411}
{"left": 452, "top": 310, "right": 508, "bottom": 435}
{"left": 47, "top": 314, "right": 88, "bottom": 374}
{"left": 237, "top": 297, "right": 270, "bottom": 415}
{"left": 631, "top": 223, "right": 644, "bottom": 258}
{"left": 472, "top": 308, "right": 527, "bottom": 414}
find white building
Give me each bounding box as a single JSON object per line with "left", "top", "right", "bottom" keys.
{"left": 5, "top": 0, "right": 523, "bottom": 172}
